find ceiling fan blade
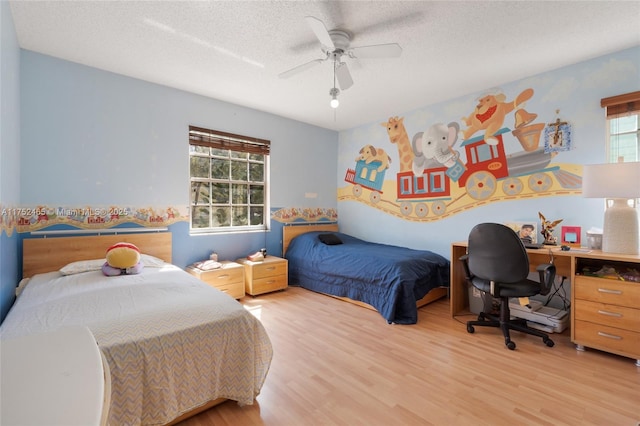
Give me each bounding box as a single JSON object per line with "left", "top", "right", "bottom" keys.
{"left": 278, "top": 58, "right": 325, "bottom": 79}
{"left": 335, "top": 62, "right": 353, "bottom": 91}
{"left": 305, "top": 16, "right": 335, "bottom": 49}
{"left": 349, "top": 43, "right": 402, "bottom": 59}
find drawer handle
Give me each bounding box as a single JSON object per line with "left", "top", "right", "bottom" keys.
{"left": 217, "top": 274, "right": 230, "bottom": 279}
{"left": 597, "top": 310, "right": 622, "bottom": 318}
{"left": 597, "top": 331, "right": 622, "bottom": 340}
{"left": 266, "top": 280, "right": 275, "bottom": 284}
{"left": 266, "top": 267, "right": 276, "bottom": 271}
{"left": 597, "top": 288, "right": 622, "bottom": 295}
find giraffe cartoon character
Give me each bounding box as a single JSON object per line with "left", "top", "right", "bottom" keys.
{"left": 381, "top": 116, "right": 414, "bottom": 172}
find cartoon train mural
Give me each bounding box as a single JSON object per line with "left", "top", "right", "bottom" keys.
{"left": 341, "top": 123, "right": 582, "bottom": 221}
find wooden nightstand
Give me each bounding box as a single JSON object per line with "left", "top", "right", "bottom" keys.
{"left": 236, "top": 256, "right": 288, "bottom": 296}
{"left": 185, "top": 261, "right": 245, "bottom": 299}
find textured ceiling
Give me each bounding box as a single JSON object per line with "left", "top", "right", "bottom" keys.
{"left": 9, "top": 1, "right": 640, "bottom": 131}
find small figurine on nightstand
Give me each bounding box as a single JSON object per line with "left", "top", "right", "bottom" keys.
{"left": 539, "top": 212, "right": 563, "bottom": 245}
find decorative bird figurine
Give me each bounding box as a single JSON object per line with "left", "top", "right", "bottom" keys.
{"left": 539, "top": 212, "right": 563, "bottom": 245}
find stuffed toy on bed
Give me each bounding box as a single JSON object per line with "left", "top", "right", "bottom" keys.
{"left": 102, "top": 242, "right": 144, "bottom": 276}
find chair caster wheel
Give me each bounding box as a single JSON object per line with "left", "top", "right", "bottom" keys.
{"left": 545, "top": 338, "right": 555, "bottom": 347}
{"left": 467, "top": 325, "right": 475, "bottom": 333}
{"left": 506, "top": 341, "right": 516, "bottom": 350}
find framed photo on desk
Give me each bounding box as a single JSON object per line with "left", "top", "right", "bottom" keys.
{"left": 505, "top": 221, "right": 538, "bottom": 244}
{"left": 561, "top": 226, "right": 581, "bottom": 247}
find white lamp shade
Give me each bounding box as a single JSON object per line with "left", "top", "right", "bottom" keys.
{"left": 582, "top": 162, "right": 640, "bottom": 199}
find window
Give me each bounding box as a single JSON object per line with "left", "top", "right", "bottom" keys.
{"left": 601, "top": 91, "right": 640, "bottom": 208}
{"left": 189, "top": 126, "right": 270, "bottom": 233}
{"left": 606, "top": 114, "right": 639, "bottom": 163}
{"left": 602, "top": 91, "right": 640, "bottom": 163}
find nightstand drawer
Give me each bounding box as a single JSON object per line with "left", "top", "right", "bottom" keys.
{"left": 185, "top": 261, "right": 245, "bottom": 299}
{"left": 251, "top": 275, "right": 288, "bottom": 294}
{"left": 574, "top": 319, "right": 640, "bottom": 359}
{"left": 213, "top": 282, "right": 245, "bottom": 299}
{"left": 251, "top": 261, "right": 287, "bottom": 280}
{"left": 575, "top": 299, "right": 640, "bottom": 331}
{"left": 575, "top": 276, "right": 640, "bottom": 306}
{"left": 199, "top": 267, "right": 244, "bottom": 286}
{"left": 236, "top": 256, "right": 288, "bottom": 296}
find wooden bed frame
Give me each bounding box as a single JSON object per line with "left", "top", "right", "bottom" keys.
{"left": 22, "top": 232, "right": 173, "bottom": 278}
{"left": 21, "top": 232, "right": 229, "bottom": 425}
{"left": 282, "top": 224, "right": 448, "bottom": 312}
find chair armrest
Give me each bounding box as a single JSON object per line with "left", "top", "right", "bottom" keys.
{"left": 459, "top": 254, "right": 473, "bottom": 281}
{"left": 536, "top": 263, "right": 556, "bottom": 296}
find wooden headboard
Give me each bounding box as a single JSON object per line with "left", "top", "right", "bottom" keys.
{"left": 23, "top": 232, "right": 172, "bottom": 278}
{"left": 282, "top": 224, "right": 339, "bottom": 256}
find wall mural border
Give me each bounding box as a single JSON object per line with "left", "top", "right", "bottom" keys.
{"left": 1, "top": 205, "right": 339, "bottom": 236}
{"left": 0, "top": 205, "right": 188, "bottom": 236}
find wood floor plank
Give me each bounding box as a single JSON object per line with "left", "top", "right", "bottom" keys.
{"left": 177, "top": 287, "right": 640, "bottom": 426}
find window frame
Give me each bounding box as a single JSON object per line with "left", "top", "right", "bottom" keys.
{"left": 601, "top": 91, "right": 640, "bottom": 209}
{"left": 188, "top": 126, "right": 270, "bottom": 234}
{"left": 602, "top": 91, "right": 640, "bottom": 164}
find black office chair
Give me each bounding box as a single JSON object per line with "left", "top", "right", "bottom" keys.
{"left": 460, "top": 223, "right": 557, "bottom": 350}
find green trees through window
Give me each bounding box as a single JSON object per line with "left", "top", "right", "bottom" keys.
{"left": 189, "top": 126, "right": 270, "bottom": 232}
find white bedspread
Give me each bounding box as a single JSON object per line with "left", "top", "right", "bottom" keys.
{"left": 0, "top": 266, "right": 273, "bottom": 426}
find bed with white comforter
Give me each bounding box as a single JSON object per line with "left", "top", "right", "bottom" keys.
{"left": 0, "top": 264, "right": 272, "bottom": 425}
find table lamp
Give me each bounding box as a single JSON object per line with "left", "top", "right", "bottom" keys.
{"left": 582, "top": 162, "right": 640, "bottom": 255}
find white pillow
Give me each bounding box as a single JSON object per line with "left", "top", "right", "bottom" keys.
{"left": 15, "top": 278, "right": 30, "bottom": 297}
{"left": 59, "top": 259, "right": 105, "bottom": 275}
{"left": 59, "top": 254, "right": 167, "bottom": 275}
{"left": 140, "top": 254, "right": 168, "bottom": 267}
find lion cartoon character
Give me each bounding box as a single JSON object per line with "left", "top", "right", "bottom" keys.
{"left": 462, "top": 88, "right": 534, "bottom": 145}
{"left": 356, "top": 145, "right": 391, "bottom": 172}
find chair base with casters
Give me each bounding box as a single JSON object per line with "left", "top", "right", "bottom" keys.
{"left": 466, "top": 294, "right": 554, "bottom": 350}
{"left": 460, "top": 222, "right": 557, "bottom": 351}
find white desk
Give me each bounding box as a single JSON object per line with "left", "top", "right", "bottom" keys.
{"left": 1, "top": 326, "right": 109, "bottom": 426}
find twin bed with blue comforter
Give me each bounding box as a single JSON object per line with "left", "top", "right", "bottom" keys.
{"left": 284, "top": 229, "right": 450, "bottom": 324}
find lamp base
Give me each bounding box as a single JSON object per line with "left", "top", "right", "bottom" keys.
{"left": 602, "top": 199, "right": 639, "bottom": 255}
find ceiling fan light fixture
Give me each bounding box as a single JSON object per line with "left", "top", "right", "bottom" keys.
{"left": 329, "top": 87, "right": 340, "bottom": 108}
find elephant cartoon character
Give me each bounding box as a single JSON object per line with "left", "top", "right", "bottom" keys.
{"left": 412, "top": 122, "right": 460, "bottom": 176}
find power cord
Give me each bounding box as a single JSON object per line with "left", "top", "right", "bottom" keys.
{"left": 544, "top": 275, "right": 571, "bottom": 311}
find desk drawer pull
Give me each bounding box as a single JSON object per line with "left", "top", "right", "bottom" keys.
{"left": 597, "top": 310, "right": 622, "bottom": 318}
{"left": 597, "top": 288, "right": 622, "bottom": 295}
{"left": 597, "top": 331, "right": 622, "bottom": 340}
{"left": 217, "top": 274, "right": 230, "bottom": 279}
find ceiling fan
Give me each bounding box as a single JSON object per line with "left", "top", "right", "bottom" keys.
{"left": 279, "top": 16, "right": 402, "bottom": 105}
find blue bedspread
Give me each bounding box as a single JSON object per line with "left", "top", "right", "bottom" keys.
{"left": 285, "top": 232, "right": 450, "bottom": 324}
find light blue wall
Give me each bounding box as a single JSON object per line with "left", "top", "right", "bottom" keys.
{"left": 0, "top": 1, "right": 21, "bottom": 322}
{"left": 18, "top": 51, "right": 338, "bottom": 266}
{"left": 337, "top": 47, "right": 640, "bottom": 258}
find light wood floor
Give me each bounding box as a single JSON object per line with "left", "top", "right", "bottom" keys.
{"left": 178, "top": 287, "right": 639, "bottom": 426}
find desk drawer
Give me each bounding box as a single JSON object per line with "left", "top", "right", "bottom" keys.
{"left": 575, "top": 299, "right": 639, "bottom": 330}
{"left": 574, "top": 276, "right": 640, "bottom": 306}
{"left": 574, "top": 319, "right": 640, "bottom": 359}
